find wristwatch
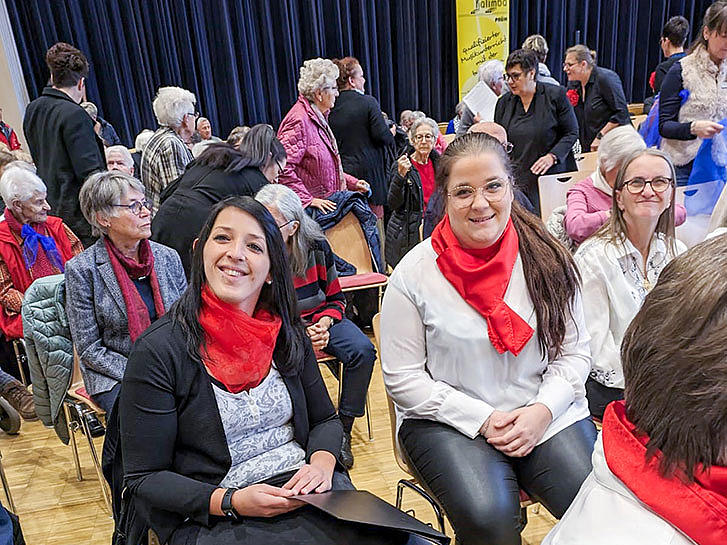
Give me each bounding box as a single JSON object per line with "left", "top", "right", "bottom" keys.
{"left": 221, "top": 488, "right": 240, "bottom": 521}
{"left": 596, "top": 131, "right": 604, "bottom": 140}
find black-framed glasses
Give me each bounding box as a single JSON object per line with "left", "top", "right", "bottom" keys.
{"left": 621, "top": 176, "right": 673, "bottom": 194}
{"left": 563, "top": 61, "right": 578, "bottom": 69}
{"left": 413, "top": 133, "right": 435, "bottom": 142}
{"left": 112, "top": 199, "right": 153, "bottom": 216}
{"left": 446, "top": 179, "right": 510, "bottom": 208}
{"left": 187, "top": 111, "right": 200, "bottom": 120}
{"left": 273, "top": 158, "right": 284, "bottom": 181}
{"left": 277, "top": 219, "right": 295, "bottom": 230}
{"left": 504, "top": 71, "right": 523, "bottom": 82}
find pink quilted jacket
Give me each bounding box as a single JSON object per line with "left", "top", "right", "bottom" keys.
{"left": 277, "top": 95, "right": 358, "bottom": 206}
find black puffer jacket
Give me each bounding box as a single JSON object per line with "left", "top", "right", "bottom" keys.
{"left": 385, "top": 149, "right": 439, "bottom": 267}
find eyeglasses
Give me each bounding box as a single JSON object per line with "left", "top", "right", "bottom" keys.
{"left": 563, "top": 61, "right": 578, "bottom": 69}
{"left": 274, "top": 159, "right": 284, "bottom": 181}
{"left": 621, "top": 176, "right": 673, "bottom": 194}
{"left": 321, "top": 86, "right": 337, "bottom": 92}
{"left": 413, "top": 133, "right": 435, "bottom": 142}
{"left": 447, "top": 179, "right": 510, "bottom": 208}
{"left": 504, "top": 71, "right": 523, "bottom": 82}
{"left": 187, "top": 111, "right": 200, "bottom": 119}
{"left": 277, "top": 219, "right": 295, "bottom": 230}
{"left": 112, "top": 199, "right": 153, "bottom": 216}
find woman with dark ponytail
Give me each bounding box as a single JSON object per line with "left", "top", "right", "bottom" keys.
{"left": 381, "top": 132, "right": 597, "bottom": 545}
{"left": 152, "top": 124, "right": 287, "bottom": 275}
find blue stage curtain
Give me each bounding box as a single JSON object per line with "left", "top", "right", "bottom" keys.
{"left": 7, "top": 0, "right": 714, "bottom": 146}
{"left": 7, "top": 0, "right": 457, "bottom": 147}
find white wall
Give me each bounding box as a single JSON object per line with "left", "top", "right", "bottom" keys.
{"left": 0, "top": 0, "right": 30, "bottom": 149}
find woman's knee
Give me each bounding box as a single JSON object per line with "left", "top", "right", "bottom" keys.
{"left": 446, "top": 495, "right": 522, "bottom": 545}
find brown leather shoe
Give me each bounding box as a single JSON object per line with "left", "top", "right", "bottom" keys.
{"left": 0, "top": 380, "right": 38, "bottom": 421}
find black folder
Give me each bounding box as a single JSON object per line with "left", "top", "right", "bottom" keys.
{"left": 293, "top": 490, "right": 450, "bottom": 544}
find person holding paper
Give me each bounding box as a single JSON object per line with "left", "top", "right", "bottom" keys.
{"left": 495, "top": 49, "right": 579, "bottom": 215}
{"left": 457, "top": 60, "right": 507, "bottom": 136}
{"left": 112, "top": 197, "right": 418, "bottom": 545}
{"left": 381, "top": 133, "right": 596, "bottom": 545}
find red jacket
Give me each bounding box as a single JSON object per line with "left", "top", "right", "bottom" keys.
{"left": 0, "top": 216, "right": 75, "bottom": 338}
{"left": 0, "top": 123, "right": 20, "bottom": 151}
{"left": 277, "top": 95, "right": 359, "bottom": 207}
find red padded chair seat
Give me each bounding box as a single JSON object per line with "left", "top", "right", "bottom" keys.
{"left": 519, "top": 489, "right": 532, "bottom": 503}
{"left": 75, "top": 386, "right": 92, "bottom": 402}
{"left": 339, "top": 272, "right": 387, "bottom": 290}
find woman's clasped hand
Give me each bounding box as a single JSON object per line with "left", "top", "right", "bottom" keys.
{"left": 481, "top": 404, "right": 553, "bottom": 457}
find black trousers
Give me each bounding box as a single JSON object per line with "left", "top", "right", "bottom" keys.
{"left": 585, "top": 377, "right": 624, "bottom": 420}
{"left": 399, "top": 417, "right": 597, "bottom": 545}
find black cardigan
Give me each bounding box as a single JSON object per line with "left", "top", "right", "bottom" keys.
{"left": 118, "top": 313, "right": 343, "bottom": 545}
{"left": 151, "top": 164, "right": 269, "bottom": 276}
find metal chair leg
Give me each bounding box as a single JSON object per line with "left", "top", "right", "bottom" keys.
{"left": 78, "top": 407, "right": 112, "bottom": 513}
{"left": 365, "top": 391, "right": 373, "bottom": 441}
{"left": 0, "top": 450, "right": 15, "bottom": 513}
{"left": 11, "top": 341, "right": 27, "bottom": 386}
{"left": 397, "top": 478, "right": 446, "bottom": 534}
{"left": 62, "top": 401, "right": 83, "bottom": 481}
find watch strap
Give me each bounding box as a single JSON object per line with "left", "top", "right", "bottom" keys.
{"left": 221, "top": 488, "right": 240, "bottom": 520}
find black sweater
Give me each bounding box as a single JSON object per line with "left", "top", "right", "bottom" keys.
{"left": 658, "top": 62, "right": 699, "bottom": 141}
{"left": 118, "top": 313, "right": 343, "bottom": 544}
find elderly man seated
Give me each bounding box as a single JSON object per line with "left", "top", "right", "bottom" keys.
{"left": 0, "top": 166, "right": 84, "bottom": 420}
{"left": 105, "top": 145, "right": 135, "bottom": 176}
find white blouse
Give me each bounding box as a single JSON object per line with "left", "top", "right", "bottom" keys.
{"left": 542, "top": 435, "right": 693, "bottom": 545}
{"left": 380, "top": 239, "right": 591, "bottom": 444}
{"left": 574, "top": 235, "right": 685, "bottom": 389}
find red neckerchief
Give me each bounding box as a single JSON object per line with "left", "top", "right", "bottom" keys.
{"left": 198, "top": 285, "right": 282, "bottom": 393}
{"left": 104, "top": 237, "right": 165, "bottom": 342}
{"left": 430, "top": 215, "right": 533, "bottom": 356}
{"left": 602, "top": 401, "right": 727, "bottom": 545}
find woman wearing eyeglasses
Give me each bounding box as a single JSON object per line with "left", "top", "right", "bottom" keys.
{"left": 574, "top": 149, "right": 686, "bottom": 419}
{"left": 381, "top": 133, "right": 596, "bottom": 545}
{"left": 152, "top": 125, "right": 286, "bottom": 276}
{"left": 385, "top": 117, "right": 440, "bottom": 266}
{"left": 495, "top": 49, "right": 579, "bottom": 216}
{"left": 66, "top": 171, "right": 187, "bottom": 414}
{"left": 277, "top": 58, "right": 369, "bottom": 215}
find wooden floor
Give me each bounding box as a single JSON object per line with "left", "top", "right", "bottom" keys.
{"left": 0, "top": 359, "right": 557, "bottom": 544}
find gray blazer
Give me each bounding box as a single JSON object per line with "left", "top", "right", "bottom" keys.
{"left": 65, "top": 239, "right": 187, "bottom": 397}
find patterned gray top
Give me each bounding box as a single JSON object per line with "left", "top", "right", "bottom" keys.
{"left": 215, "top": 366, "right": 306, "bottom": 489}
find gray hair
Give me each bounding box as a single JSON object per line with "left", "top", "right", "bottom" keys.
{"left": 455, "top": 101, "right": 466, "bottom": 116}
{"left": 408, "top": 117, "right": 439, "bottom": 145}
{"left": 478, "top": 60, "right": 505, "bottom": 86}
{"left": 0, "top": 166, "right": 46, "bottom": 206}
{"left": 134, "top": 129, "right": 154, "bottom": 152}
{"left": 254, "top": 184, "right": 325, "bottom": 277}
{"left": 105, "top": 145, "right": 133, "bottom": 167}
{"left": 80, "top": 101, "right": 98, "bottom": 120}
{"left": 297, "top": 58, "right": 339, "bottom": 101}
{"left": 598, "top": 125, "right": 646, "bottom": 173}
{"left": 152, "top": 86, "right": 197, "bottom": 128}
{"left": 79, "top": 170, "right": 146, "bottom": 236}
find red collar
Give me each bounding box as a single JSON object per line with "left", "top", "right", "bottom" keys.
{"left": 602, "top": 401, "right": 727, "bottom": 545}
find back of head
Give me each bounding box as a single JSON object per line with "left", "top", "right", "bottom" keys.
{"left": 621, "top": 235, "right": 727, "bottom": 480}
{"left": 332, "top": 57, "right": 360, "bottom": 90}
{"left": 597, "top": 125, "right": 646, "bottom": 173}
{"left": 134, "top": 129, "right": 154, "bottom": 152}
{"left": 565, "top": 44, "right": 596, "bottom": 68}
{"left": 467, "top": 121, "right": 507, "bottom": 143}
{"left": 80, "top": 101, "right": 98, "bottom": 119}
{"left": 227, "top": 126, "right": 250, "bottom": 148}
{"left": 152, "top": 86, "right": 197, "bottom": 128}
{"left": 254, "top": 183, "right": 324, "bottom": 276}
{"left": 662, "top": 15, "right": 690, "bottom": 48}
{"left": 522, "top": 34, "right": 549, "bottom": 64}
{"left": 238, "top": 124, "right": 286, "bottom": 169}
{"left": 45, "top": 42, "right": 88, "bottom": 88}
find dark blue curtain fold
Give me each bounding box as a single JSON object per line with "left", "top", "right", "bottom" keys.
{"left": 8, "top": 0, "right": 714, "bottom": 147}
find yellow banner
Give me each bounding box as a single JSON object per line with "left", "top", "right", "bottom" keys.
{"left": 456, "top": 0, "right": 509, "bottom": 99}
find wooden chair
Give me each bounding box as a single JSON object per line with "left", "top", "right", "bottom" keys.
{"left": 325, "top": 212, "right": 387, "bottom": 308}
{"left": 538, "top": 170, "right": 593, "bottom": 221}
{"left": 437, "top": 122, "right": 448, "bottom": 135}
{"left": 62, "top": 349, "right": 112, "bottom": 513}
{"left": 372, "top": 314, "right": 536, "bottom": 536}
{"left": 631, "top": 114, "right": 647, "bottom": 129}
{"left": 574, "top": 151, "right": 598, "bottom": 173}
{"left": 627, "top": 103, "right": 644, "bottom": 115}
{"left": 315, "top": 348, "right": 373, "bottom": 441}
{"left": 0, "top": 448, "right": 15, "bottom": 512}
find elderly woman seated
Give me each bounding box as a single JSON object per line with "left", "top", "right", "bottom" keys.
{"left": 277, "top": 58, "right": 369, "bottom": 214}
{"left": 564, "top": 126, "right": 686, "bottom": 244}
{"left": 0, "top": 166, "right": 83, "bottom": 420}
{"left": 256, "top": 184, "right": 375, "bottom": 469}
{"left": 65, "top": 171, "right": 187, "bottom": 414}
{"left": 141, "top": 86, "right": 197, "bottom": 213}
{"left": 105, "top": 145, "right": 134, "bottom": 176}
{"left": 574, "top": 149, "right": 686, "bottom": 419}
{"left": 544, "top": 234, "right": 727, "bottom": 545}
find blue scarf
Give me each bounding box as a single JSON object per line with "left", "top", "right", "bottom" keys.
{"left": 20, "top": 223, "right": 65, "bottom": 273}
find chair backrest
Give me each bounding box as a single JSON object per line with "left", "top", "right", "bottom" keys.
{"left": 631, "top": 114, "right": 647, "bottom": 129}
{"left": 325, "top": 212, "right": 373, "bottom": 274}
{"left": 538, "top": 169, "right": 593, "bottom": 221}
{"left": 442, "top": 133, "right": 455, "bottom": 145}
{"left": 628, "top": 103, "right": 644, "bottom": 115}
{"left": 372, "top": 313, "right": 411, "bottom": 475}
{"left": 437, "top": 122, "right": 448, "bottom": 135}
{"left": 575, "top": 151, "right": 598, "bottom": 172}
